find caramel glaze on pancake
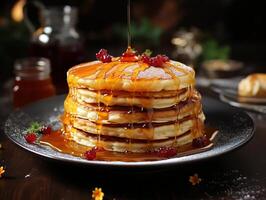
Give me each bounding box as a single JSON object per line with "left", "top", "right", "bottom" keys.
{"left": 67, "top": 60, "right": 195, "bottom": 92}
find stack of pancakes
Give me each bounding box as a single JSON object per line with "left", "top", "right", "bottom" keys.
{"left": 62, "top": 60, "right": 205, "bottom": 153}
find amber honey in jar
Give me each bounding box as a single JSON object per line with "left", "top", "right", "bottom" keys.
{"left": 13, "top": 57, "right": 56, "bottom": 108}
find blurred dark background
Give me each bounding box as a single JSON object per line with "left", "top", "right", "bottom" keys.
{"left": 1, "top": 0, "right": 266, "bottom": 88}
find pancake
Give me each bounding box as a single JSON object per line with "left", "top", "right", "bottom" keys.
{"left": 64, "top": 126, "right": 202, "bottom": 153}
{"left": 68, "top": 87, "right": 191, "bottom": 108}
{"left": 63, "top": 49, "right": 205, "bottom": 154}
{"left": 63, "top": 113, "right": 204, "bottom": 140}
{"left": 64, "top": 93, "right": 203, "bottom": 124}
{"left": 67, "top": 60, "right": 195, "bottom": 92}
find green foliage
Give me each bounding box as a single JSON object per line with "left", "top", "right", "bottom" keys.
{"left": 201, "top": 39, "right": 231, "bottom": 61}
{"left": 142, "top": 49, "right": 152, "bottom": 56}
{"left": 26, "top": 122, "right": 41, "bottom": 133}
{"left": 113, "top": 18, "right": 163, "bottom": 46}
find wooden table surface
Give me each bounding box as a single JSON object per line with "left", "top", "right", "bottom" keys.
{"left": 1, "top": 92, "right": 266, "bottom": 200}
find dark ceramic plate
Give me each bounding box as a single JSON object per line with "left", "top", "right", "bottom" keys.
{"left": 220, "top": 94, "right": 266, "bottom": 114}
{"left": 4, "top": 95, "right": 254, "bottom": 168}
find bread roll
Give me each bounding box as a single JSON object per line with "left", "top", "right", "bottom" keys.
{"left": 238, "top": 73, "right": 266, "bottom": 97}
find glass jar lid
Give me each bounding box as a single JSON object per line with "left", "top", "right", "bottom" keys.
{"left": 14, "top": 57, "right": 51, "bottom": 80}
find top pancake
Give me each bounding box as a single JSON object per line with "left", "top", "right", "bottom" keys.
{"left": 67, "top": 60, "right": 195, "bottom": 92}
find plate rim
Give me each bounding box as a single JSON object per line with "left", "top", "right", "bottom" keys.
{"left": 220, "top": 93, "right": 266, "bottom": 114}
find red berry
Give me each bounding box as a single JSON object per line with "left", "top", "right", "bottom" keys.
{"left": 141, "top": 54, "right": 151, "bottom": 64}
{"left": 96, "top": 49, "right": 107, "bottom": 58}
{"left": 150, "top": 57, "right": 162, "bottom": 67}
{"left": 159, "top": 55, "right": 170, "bottom": 62}
{"left": 96, "top": 49, "right": 112, "bottom": 63}
{"left": 41, "top": 126, "right": 52, "bottom": 135}
{"left": 84, "top": 147, "right": 98, "bottom": 160}
{"left": 192, "top": 135, "right": 209, "bottom": 148}
{"left": 142, "top": 54, "right": 170, "bottom": 67}
{"left": 101, "top": 54, "right": 112, "bottom": 63}
{"left": 155, "top": 147, "right": 177, "bottom": 158}
{"left": 24, "top": 133, "right": 37, "bottom": 144}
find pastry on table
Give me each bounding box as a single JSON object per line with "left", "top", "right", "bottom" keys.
{"left": 238, "top": 73, "right": 266, "bottom": 98}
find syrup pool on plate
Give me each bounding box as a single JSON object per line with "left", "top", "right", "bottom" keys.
{"left": 39, "top": 128, "right": 217, "bottom": 162}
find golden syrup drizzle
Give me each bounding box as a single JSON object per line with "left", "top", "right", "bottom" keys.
{"left": 95, "top": 62, "right": 118, "bottom": 79}
{"left": 97, "top": 63, "right": 126, "bottom": 147}
{"left": 189, "top": 88, "right": 198, "bottom": 140}
{"left": 128, "top": 67, "right": 136, "bottom": 152}
{"left": 127, "top": 92, "right": 134, "bottom": 152}
{"left": 104, "top": 63, "right": 133, "bottom": 109}
{"left": 174, "top": 102, "right": 180, "bottom": 144}
{"left": 69, "top": 63, "right": 103, "bottom": 78}
{"left": 146, "top": 107, "right": 154, "bottom": 140}
{"left": 162, "top": 66, "right": 181, "bottom": 146}
{"left": 64, "top": 95, "right": 78, "bottom": 114}
{"left": 94, "top": 63, "right": 117, "bottom": 146}
{"left": 190, "top": 94, "right": 203, "bottom": 137}
{"left": 106, "top": 61, "right": 137, "bottom": 152}
{"left": 95, "top": 62, "right": 131, "bottom": 146}
{"left": 127, "top": 0, "right": 131, "bottom": 48}
{"left": 95, "top": 90, "right": 101, "bottom": 144}
{"left": 188, "top": 86, "right": 193, "bottom": 100}
{"left": 120, "top": 47, "right": 139, "bottom": 62}
{"left": 131, "top": 63, "right": 152, "bottom": 150}
{"left": 68, "top": 62, "right": 115, "bottom": 90}
{"left": 144, "top": 102, "right": 154, "bottom": 150}
{"left": 170, "top": 63, "right": 195, "bottom": 93}
{"left": 120, "top": 61, "right": 148, "bottom": 151}
{"left": 111, "top": 63, "right": 133, "bottom": 79}
{"left": 172, "top": 62, "right": 195, "bottom": 78}
{"left": 60, "top": 113, "right": 69, "bottom": 125}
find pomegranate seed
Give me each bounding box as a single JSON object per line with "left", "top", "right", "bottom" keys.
{"left": 150, "top": 57, "right": 162, "bottom": 67}
{"left": 84, "top": 147, "right": 98, "bottom": 160}
{"left": 101, "top": 54, "right": 112, "bottom": 63}
{"left": 96, "top": 49, "right": 107, "bottom": 58}
{"left": 192, "top": 135, "right": 210, "bottom": 148}
{"left": 96, "top": 49, "right": 112, "bottom": 63}
{"left": 142, "top": 54, "right": 169, "bottom": 67}
{"left": 41, "top": 126, "right": 52, "bottom": 135}
{"left": 24, "top": 133, "right": 37, "bottom": 144}
{"left": 141, "top": 54, "right": 151, "bottom": 64}
{"left": 155, "top": 147, "right": 177, "bottom": 158}
{"left": 159, "top": 55, "right": 170, "bottom": 62}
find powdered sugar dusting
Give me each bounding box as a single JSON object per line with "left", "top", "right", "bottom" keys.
{"left": 203, "top": 170, "right": 266, "bottom": 199}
